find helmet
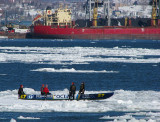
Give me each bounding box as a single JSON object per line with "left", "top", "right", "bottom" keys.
{"left": 20, "top": 85, "right": 23, "bottom": 87}
{"left": 72, "top": 82, "right": 74, "bottom": 85}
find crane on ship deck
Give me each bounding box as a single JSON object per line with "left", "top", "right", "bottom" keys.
{"left": 92, "top": 0, "right": 110, "bottom": 27}
{"left": 92, "top": 0, "right": 98, "bottom": 26}
{"left": 151, "top": 0, "right": 160, "bottom": 26}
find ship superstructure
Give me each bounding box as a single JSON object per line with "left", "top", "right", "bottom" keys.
{"left": 33, "top": 6, "right": 72, "bottom": 27}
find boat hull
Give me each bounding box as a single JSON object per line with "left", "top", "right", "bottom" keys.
{"left": 76, "top": 92, "right": 114, "bottom": 100}
{"left": 32, "top": 25, "right": 160, "bottom": 40}
{"left": 19, "top": 92, "right": 114, "bottom": 101}
{"left": 32, "top": 33, "right": 160, "bottom": 40}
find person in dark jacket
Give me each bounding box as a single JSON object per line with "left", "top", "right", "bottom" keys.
{"left": 43, "top": 84, "right": 51, "bottom": 95}
{"left": 18, "top": 85, "right": 25, "bottom": 97}
{"left": 41, "top": 84, "right": 45, "bottom": 95}
{"left": 79, "top": 82, "right": 85, "bottom": 94}
{"left": 69, "top": 82, "right": 76, "bottom": 100}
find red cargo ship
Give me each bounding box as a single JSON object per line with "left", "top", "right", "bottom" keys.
{"left": 33, "top": 25, "right": 160, "bottom": 40}
{"left": 32, "top": 2, "right": 160, "bottom": 40}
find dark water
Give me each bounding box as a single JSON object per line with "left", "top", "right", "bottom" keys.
{"left": 0, "top": 112, "right": 124, "bottom": 122}
{"left": 0, "top": 39, "right": 160, "bottom": 121}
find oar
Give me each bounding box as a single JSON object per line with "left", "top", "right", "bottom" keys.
{"left": 77, "top": 93, "right": 81, "bottom": 101}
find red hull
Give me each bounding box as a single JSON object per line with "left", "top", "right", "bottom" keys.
{"left": 33, "top": 25, "right": 160, "bottom": 39}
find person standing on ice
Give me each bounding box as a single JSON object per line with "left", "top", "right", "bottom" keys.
{"left": 69, "top": 82, "right": 76, "bottom": 100}
{"left": 79, "top": 82, "right": 85, "bottom": 94}
{"left": 18, "top": 85, "right": 25, "bottom": 97}
{"left": 43, "top": 84, "right": 51, "bottom": 95}
{"left": 41, "top": 84, "right": 45, "bottom": 95}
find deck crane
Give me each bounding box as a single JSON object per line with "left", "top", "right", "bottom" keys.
{"left": 151, "top": 0, "right": 160, "bottom": 26}
{"left": 92, "top": 0, "right": 98, "bottom": 26}
{"left": 152, "top": 0, "right": 158, "bottom": 26}
{"left": 32, "top": 11, "right": 44, "bottom": 25}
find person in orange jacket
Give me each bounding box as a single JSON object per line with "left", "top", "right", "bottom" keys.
{"left": 43, "top": 84, "right": 51, "bottom": 95}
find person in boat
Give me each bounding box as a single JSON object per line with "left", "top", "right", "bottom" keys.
{"left": 18, "top": 85, "right": 25, "bottom": 97}
{"left": 41, "top": 84, "right": 45, "bottom": 95}
{"left": 43, "top": 84, "right": 51, "bottom": 95}
{"left": 79, "top": 82, "right": 85, "bottom": 94}
{"left": 69, "top": 82, "right": 76, "bottom": 100}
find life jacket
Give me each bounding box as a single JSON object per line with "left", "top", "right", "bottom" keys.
{"left": 71, "top": 85, "right": 76, "bottom": 91}
{"left": 80, "top": 85, "right": 83, "bottom": 90}
{"left": 43, "top": 87, "right": 49, "bottom": 94}
{"left": 18, "top": 87, "right": 25, "bottom": 95}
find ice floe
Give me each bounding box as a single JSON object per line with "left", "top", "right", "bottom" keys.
{"left": 0, "top": 46, "right": 159, "bottom": 64}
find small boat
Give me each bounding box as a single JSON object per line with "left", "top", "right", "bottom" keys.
{"left": 19, "top": 92, "right": 114, "bottom": 101}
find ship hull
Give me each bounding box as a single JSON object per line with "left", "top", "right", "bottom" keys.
{"left": 32, "top": 33, "right": 160, "bottom": 40}
{"left": 32, "top": 25, "right": 160, "bottom": 40}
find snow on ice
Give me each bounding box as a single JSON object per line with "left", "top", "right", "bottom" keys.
{"left": 0, "top": 46, "right": 160, "bottom": 64}
{"left": 0, "top": 89, "right": 160, "bottom": 121}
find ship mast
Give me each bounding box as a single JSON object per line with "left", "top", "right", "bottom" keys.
{"left": 158, "top": 0, "right": 160, "bottom": 25}
{"left": 89, "top": 0, "right": 91, "bottom": 21}
{"left": 107, "top": 0, "right": 110, "bottom": 26}
{"left": 159, "top": 0, "right": 160, "bottom": 19}
{"left": 92, "top": 0, "right": 98, "bottom": 26}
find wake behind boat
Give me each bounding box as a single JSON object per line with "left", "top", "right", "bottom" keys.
{"left": 19, "top": 92, "right": 114, "bottom": 101}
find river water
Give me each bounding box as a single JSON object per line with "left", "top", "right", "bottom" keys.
{"left": 0, "top": 39, "right": 160, "bottom": 122}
